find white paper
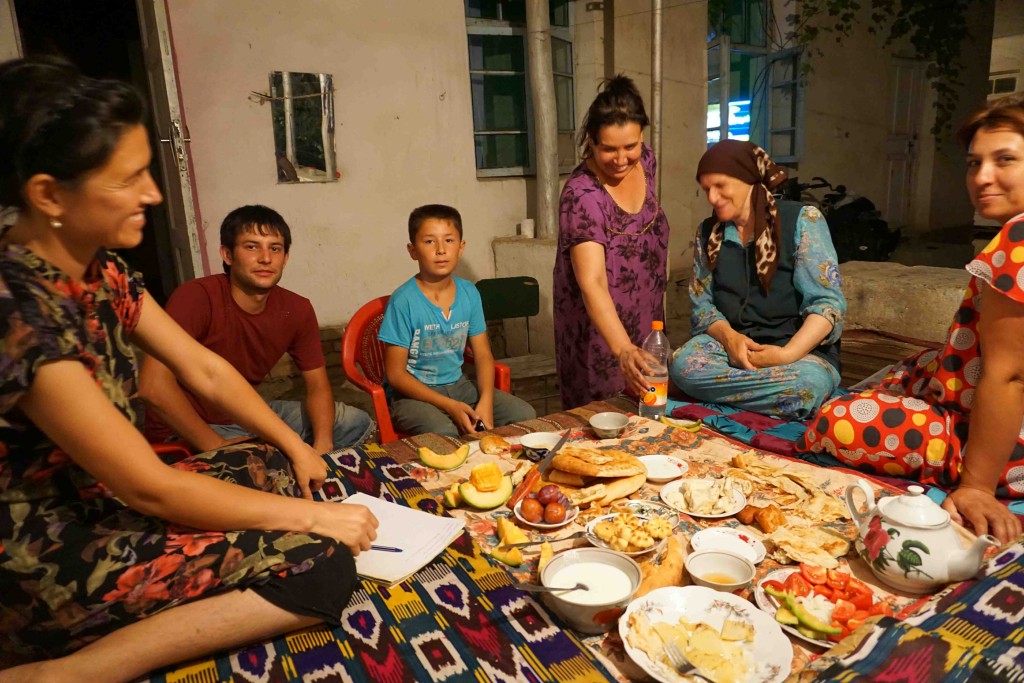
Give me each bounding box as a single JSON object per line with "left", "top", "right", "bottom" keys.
{"left": 345, "top": 492, "right": 465, "bottom": 585}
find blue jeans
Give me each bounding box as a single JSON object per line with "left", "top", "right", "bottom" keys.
{"left": 390, "top": 375, "right": 536, "bottom": 438}
{"left": 209, "top": 400, "right": 374, "bottom": 450}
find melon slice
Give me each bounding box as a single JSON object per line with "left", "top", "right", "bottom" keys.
{"left": 538, "top": 542, "right": 554, "bottom": 573}
{"left": 496, "top": 516, "right": 528, "bottom": 545}
{"left": 442, "top": 483, "right": 461, "bottom": 509}
{"left": 489, "top": 546, "right": 524, "bottom": 566}
{"left": 459, "top": 476, "right": 513, "bottom": 510}
{"left": 418, "top": 443, "right": 470, "bottom": 470}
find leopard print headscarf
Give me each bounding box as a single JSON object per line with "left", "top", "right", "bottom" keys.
{"left": 696, "top": 140, "right": 787, "bottom": 292}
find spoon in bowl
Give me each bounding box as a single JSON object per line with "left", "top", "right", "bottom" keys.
{"left": 514, "top": 582, "right": 589, "bottom": 594}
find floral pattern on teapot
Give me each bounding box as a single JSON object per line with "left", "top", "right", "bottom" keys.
{"left": 862, "top": 515, "right": 933, "bottom": 581}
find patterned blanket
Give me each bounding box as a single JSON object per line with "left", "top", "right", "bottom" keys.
{"left": 668, "top": 396, "right": 816, "bottom": 460}
{"left": 801, "top": 542, "right": 1024, "bottom": 682}
{"left": 146, "top": 445, "right": 613, "bottom": 683}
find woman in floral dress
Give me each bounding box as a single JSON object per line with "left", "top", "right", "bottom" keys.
{"left": 0, "top": 58, "right": 378, "bottom": 681}
{"left": 553, "top": 75, "right": 669, "bottom": 409}
{"left": 801, "top": 95, "right": 1024, "bottom": 545}
{"left": 669, "top": 140, "right": 846, "bottom": 420}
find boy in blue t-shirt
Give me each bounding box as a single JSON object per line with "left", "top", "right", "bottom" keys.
{"left": 378, "top": 204, "right": 536, "bottom": 437}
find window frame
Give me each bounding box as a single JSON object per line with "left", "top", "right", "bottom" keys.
{"left": 706, "top": 1, "right": 803, "bottom": 162}
{"left": 466, "top": 14, "right": 574, "bottom": 177}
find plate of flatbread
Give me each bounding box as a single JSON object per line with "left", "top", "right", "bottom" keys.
{"left": 621, "top": 585, "right": 792, "bottom": 683}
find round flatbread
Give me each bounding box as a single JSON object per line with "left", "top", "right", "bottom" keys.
{"left": 551, "top": 446, "right": 646, "bottom": 478}
{"left": 479, "top": 434, "right": 512, "bottom": 455}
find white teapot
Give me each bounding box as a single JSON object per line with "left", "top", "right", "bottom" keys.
{"left": 845, "top": 479, "right": 998, "bottom": 594}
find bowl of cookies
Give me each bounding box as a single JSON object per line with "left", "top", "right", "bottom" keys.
{"left": 586, "top": 511, "right": 674, "bottom": 556}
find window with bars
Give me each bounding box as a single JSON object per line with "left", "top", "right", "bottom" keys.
{"left": 466, "top": 0, "right": 575, "bottom": 176}
{"left": 707, "top": 0, "right": 803, "bottom": 162}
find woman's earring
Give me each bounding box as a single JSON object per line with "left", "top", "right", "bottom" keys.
{"left": 49, "top": 217, "right": 63, "bottom": 229}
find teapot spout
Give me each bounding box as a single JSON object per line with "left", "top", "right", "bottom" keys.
{"left": 948, "top": 534, "right": 1000, "bottom": 583}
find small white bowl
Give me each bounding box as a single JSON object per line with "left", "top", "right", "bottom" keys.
{"left": 684, "top": 549, "right": 756, "bottom": 592}
{"left": 690, "top": 527, "right": 766, "bottom": 564}
{"left": 519, "top": 432, "right": 562, "bottom": 461}
{"left": 589, "top": 412, "right": 629, "bottom": 439}
{"left": 638, "top": 454, "right": 689, "bottom": 483}
{"left": 540, "top": 547, "right": 642, "bottom": 634}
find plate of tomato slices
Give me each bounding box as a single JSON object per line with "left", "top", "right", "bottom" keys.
{"left": 754, "top": 563, "right": 894, "bottom": 647}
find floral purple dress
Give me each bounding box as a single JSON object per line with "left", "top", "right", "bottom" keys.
{"left": 553, "top": 145, "right": 669, "bottom": 409}
{"left": 0, "top": 243, "right": 340, "bottom": 660}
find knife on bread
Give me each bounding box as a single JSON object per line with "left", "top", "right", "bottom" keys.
{"left": 507, "top": 429, "right": 570, "bottom": 508}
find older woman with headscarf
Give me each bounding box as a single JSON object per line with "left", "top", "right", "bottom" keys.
{"left": 669, "top": 140, "right": 846, "bottom": 420}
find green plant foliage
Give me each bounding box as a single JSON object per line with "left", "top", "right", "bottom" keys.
{"left": 783, "top": 0, "right": 971, "bottom": 138}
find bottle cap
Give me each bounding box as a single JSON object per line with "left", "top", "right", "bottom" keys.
{"left": 652, "top": 321, "right": 664, "bottom": 331}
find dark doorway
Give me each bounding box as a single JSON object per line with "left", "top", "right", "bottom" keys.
{"left": 13, "top": 0, "right": 175, "bottom": 304}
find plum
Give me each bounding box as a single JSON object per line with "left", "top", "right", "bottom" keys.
{"left": 537, "top": 484, "right": 561, "bottom": 505}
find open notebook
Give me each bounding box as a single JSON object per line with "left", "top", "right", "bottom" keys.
{"left": 345, "top": 492, "right": 466, "bottom": 586}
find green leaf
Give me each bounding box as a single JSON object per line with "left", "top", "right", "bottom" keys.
{"left": 902, "top": 539, "right": 930, "bottom": 553}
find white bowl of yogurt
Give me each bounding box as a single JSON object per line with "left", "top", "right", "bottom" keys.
{"left": 539, "top": 547, "right": 642, "bottom": 634}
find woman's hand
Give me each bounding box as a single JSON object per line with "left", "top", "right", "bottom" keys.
{"left": 315, "top": 503, "right": 379, "bottom": 555}
{"left": 721, "top": 331, "right": 763, "bottom": 370}
{"left": 748, "top": 344, "right": 797, "bottom": 369}
{"left": 618, "top": 345, "right": 654, "bottom": 397}
{"left": 943, "top": 485, "right": 1022, "bottom": 545}
{"left": 285, "top": 442, "right": 328, "bottom": 500}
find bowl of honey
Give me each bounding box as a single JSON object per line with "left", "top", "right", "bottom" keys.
{"left": 684, "top": 549, "right": 755, "bottom": 593}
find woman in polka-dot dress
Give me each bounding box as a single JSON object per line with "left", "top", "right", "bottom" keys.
{"left": 800, "top": 94, "right": 1024, "bottom": 544}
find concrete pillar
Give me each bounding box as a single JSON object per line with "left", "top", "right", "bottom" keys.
{"left": 526, "top": 0, "right": 559, "bottom": 240}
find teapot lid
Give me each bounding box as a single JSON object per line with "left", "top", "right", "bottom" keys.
{"left": 880, "top": 486, "right": 949, "bottom": 527}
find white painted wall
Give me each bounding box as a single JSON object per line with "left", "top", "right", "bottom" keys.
{"left": 991, "top": 34, "right": 1024, "bottom": 81}
{"left": 166, "top": 0, "right": 530, "bottom": 326}
{"left": 788, "top": 2, "right": 994, "bottom": 234}
{"left": 0, "top": 0, "right": 21, "bottom": 61}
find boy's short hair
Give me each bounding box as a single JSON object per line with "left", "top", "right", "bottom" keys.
{"left": 408, "top": 204, "right": 463, "bottom": 243}
{"left": 220, "top": 205, "right": 292, "bottom": 273}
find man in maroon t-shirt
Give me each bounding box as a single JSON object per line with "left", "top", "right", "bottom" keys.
{"left": 139, "top": 205, "right": 372, "bottom": 453}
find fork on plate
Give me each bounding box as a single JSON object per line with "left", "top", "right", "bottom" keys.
{"left": 663, "top": 641, "right": 706, "bottom": 681}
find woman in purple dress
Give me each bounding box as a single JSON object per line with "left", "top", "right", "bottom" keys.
{"left": 553, "top": 75, "right": 670, "bottom": 409}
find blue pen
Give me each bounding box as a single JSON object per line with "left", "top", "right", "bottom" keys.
{"left": 371, "top": 545, "right": 403, "bottom": 553}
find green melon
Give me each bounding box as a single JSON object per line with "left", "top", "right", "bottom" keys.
{"left": 459, "top": 476, "right": 513, "bottom": 510}
{"left": 418, "top": 443, "right": 470, "bottom": 470}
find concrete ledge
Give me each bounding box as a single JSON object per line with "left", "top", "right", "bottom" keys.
{"left": 840, "top": 261, "right": 968, "bottom": 344}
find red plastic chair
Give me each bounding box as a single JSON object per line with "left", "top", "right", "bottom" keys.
{"left": 341, "top": 295, "right": 511, "bottom": 443}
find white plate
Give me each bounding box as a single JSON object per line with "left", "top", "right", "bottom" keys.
{"left": 585, "top": 512, "right": 669, "bottom": 556}
{"left": 690, "top": 527, "right": 766, "bottom": 564}
{"left": 638, "top": 455, "right": 689, "bottom": 483}
{"left": 659, "top": 478, "right": 747, "bottom": 518}
{"left": 610, "top": 499, "right": 679, "bottom": 519}
{"left": 619, "top": 585, "right": 792, "bottom": 683}
{"left": 512, "top": 499, "right": 578, "bottom": 529}
{"left": 753, "top": 568, "right": 881, "bottom": 647}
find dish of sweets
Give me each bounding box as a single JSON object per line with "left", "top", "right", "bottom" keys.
{"left": 753, "top": 563, "right": 893, "bottom": 646}
{"left": 660, "top": 477, "right": 748, "bottom": 518}
{"left": 620, "top": 585, "right": 793, "bottom": 683}
{"left": 585, "top": 511, "right": 673, "bottom": 556}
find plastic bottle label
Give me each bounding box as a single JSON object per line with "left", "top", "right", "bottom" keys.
{"left": 642, "top": 379, "right": 668, "bottom": 407}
